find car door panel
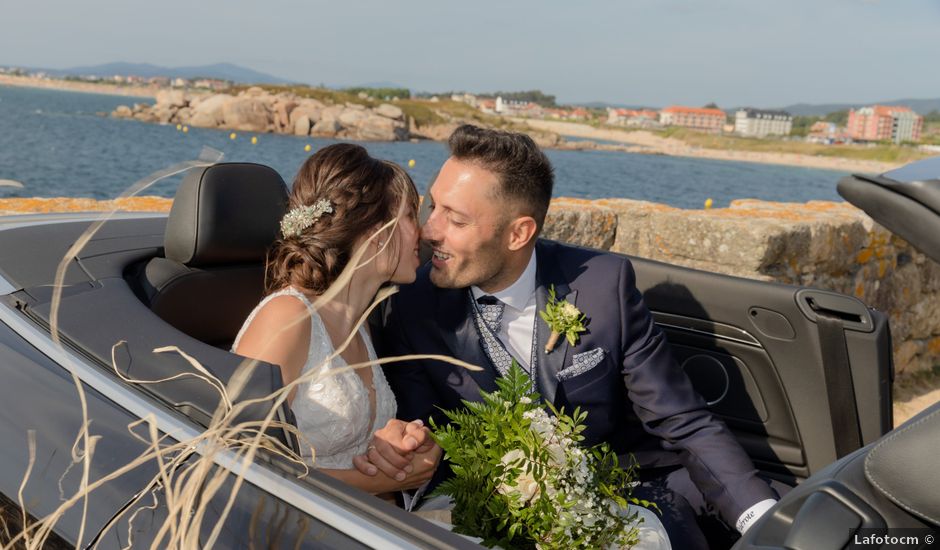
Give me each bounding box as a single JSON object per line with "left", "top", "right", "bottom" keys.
{"left": 629, "top": 255, "right": 893, "bottom": 480}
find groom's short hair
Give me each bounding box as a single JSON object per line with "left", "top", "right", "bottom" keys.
{"left": 448, "top": 124, "right": 554, "bottom": 232}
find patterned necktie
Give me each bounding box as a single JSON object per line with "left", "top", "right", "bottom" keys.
{"left": 477, "top": 295, "right": 505, "bottom": 334}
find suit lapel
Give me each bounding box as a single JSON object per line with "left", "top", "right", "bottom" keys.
{"left": 436, "top": 287, "right": 498, "bottom": 392}
{"left": 534, "top": 242, "right": 576, "bottom": 405}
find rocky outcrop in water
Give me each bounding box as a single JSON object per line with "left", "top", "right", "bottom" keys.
{"left": 112, "top": 87, "right": 410, "bottom": 141}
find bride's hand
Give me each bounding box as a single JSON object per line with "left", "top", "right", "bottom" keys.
{"left": 396, "top": 442, "right": 442, "bottom": 490}
{"left": 353, "top": 418, "right": 433, "bottom": 480}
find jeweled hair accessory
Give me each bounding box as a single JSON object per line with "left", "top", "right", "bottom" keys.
{"left": 280, "top": 198, "right": 334, "bottom": 238}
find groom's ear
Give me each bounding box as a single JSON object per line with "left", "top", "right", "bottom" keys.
{"left": 506, "top": 216, "right": 538, "bottom": 251}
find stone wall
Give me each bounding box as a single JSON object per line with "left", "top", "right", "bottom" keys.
{"left": 2, "top": 196, "right": 936, "bottom": 379}
{"left": 544, "top": 197, "right": 940, "bottom": 379}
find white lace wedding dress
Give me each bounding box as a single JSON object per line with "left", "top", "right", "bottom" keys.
{"left": 232, "top": 287, "right": 397, "bottom": 469}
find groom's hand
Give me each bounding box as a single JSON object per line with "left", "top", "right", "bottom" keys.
{"left": 353, "top": 419, "right": 433, "bottom": 480}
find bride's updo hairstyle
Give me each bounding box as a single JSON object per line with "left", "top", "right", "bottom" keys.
{"left": 265, "top": 143, "right": 419, "bottom": 295}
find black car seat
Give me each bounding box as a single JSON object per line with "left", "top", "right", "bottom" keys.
{"left": 139, "top": 163, "right": 289, "bottom": 348}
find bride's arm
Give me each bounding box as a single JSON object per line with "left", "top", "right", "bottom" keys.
{"left": 321, "top": 444, "right": 441, "bottom": 494}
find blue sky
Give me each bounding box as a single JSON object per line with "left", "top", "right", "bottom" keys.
{"left": 3, "top": 0, "right": 938, "bottom": 107}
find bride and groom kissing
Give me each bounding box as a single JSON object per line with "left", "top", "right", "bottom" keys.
{"left": 233, "top": 124, "right": 785, "bottom": 548}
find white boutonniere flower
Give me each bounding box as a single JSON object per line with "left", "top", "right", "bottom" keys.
{"left": 539, "top": 285, "right": 587, "bottom": 353}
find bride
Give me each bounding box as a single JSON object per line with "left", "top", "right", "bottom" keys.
{"left": 233, "top": 143, "right": 440, "bottom": 494}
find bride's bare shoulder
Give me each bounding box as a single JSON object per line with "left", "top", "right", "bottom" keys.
{"left": 235, "top": 294, "right": 312, "bottom": 358}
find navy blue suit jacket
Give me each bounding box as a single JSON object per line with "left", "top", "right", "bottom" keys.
{"left": 376, "top": 239, "right": 774, "bottom": 525}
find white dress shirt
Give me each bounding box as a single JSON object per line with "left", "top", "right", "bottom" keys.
{"left": 470, "top": 249, "right": 538, "bottom": 371}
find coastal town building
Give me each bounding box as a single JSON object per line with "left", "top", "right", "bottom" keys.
{"left": 734, "top": 108, "right": 793, "bottom": 137}
{"left": 450, "top": 93, "right": 478, "bottom": 107}
{"left": 192, "top": 78, "right": 231, "bottom": 91}
{"left": 494, "top": 96, "right": 544, "bottom": 117}
{"left": 607, "top": 108, "right": 660, "bottom": 128}
{"left": 478, "top": 99, "right": 497, "bottom": 114}
{"left": 659, "top": 106, "right": 726, "bottom": 133}
{"left": 847, "top": 105, "right": 923, "bottom": 143}
{"left": 806, "top": 121, "right": 850, "bottom": 144}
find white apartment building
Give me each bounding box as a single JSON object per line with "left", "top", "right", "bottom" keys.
{"left": 734, "top": 109, "right": 793, "bottom": 137}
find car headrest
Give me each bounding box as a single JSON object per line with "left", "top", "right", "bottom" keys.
{"left": 165, "top": 163, "right": 289, "bottom": 266}
{"left": 838, "top": 156, "right": 940, "bottom": 264}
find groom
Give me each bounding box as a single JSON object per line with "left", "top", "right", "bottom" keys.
{"left": 364, "top": 124, "right": 779, "bottom": 547}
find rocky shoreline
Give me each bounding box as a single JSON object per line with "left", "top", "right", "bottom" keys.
{"left": 112, "top": 87, "right": 412, "bottom": 142}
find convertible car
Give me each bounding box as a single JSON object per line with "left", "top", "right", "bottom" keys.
{"left": 0, "top": 157, "right": 932, "bottom": 548}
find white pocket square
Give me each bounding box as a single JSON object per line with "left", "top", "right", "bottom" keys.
{"left": 556, "top": 348, "right": 606, "bottom": 381}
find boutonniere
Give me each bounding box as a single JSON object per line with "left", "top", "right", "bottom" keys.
{"left": 539, "top": 285, "right": 586, "bottom": 353}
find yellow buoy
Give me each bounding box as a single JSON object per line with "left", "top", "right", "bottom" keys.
{"left": 408, "top": 159, "right": 416, "bottom": 168}
{"left": 251, "top": 136, "right": 258, "bottom": 145}
{"left": 304, "top": 144, "right": 312, "bottom": 152}
{"left": 176, "top": 124, "right": 182, "bottom": 131}
{"left": 704, "top": 198, "right": 713, "bottom": 209}
{"left": 182, "top": 126, "right": 189, "bottom": 133}
{"left": 230, "top": 132, "right": 237, "bottom": 140}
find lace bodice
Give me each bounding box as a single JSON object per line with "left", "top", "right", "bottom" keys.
{"left": 232, "top": 287, "right": 397, "bottom": 469}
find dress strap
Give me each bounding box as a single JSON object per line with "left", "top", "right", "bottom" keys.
{"left": 231, "top": 286, "right": 318, "bottom": 352}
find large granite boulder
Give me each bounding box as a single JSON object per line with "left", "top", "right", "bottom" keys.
{"left": 155, "top": 89, "right": 187, "bottom": 108}
{"left": 338, "top": 108, "right": 368, "bottom": 127}
{"left": 350, "top": 114, "right": 407, "bottom": 141}
{"left": 289, "top": 99, "right": 324, "bottom": 129}
{"left": 222, "top": 97, "right": 271, "bottom": 133}
{"left": 274, "top": 99, "right": 297, "bottom": 132}
{"left": 188, "top": 94, "right": 232, "bottom": 128}
{"left": 376, "top": 103, "right": 404, "bottom": 120}
{"left": 293, "top": 115, "right": 311, "bottom": 136}
{"left": 312, "top": 118, "right": 341, "bottom": 137}
{"left": 152, "top": 105, "right": 174, "bottom": 124}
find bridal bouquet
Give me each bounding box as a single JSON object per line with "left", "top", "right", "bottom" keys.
{"left": 431, "top": 363, "right": 647, "bottom": 549}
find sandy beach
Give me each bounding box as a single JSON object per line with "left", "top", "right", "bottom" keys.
{"left": 0, "top": 74, "right": 160, "bottom": 98}
{"left": 519, "top": 118, "right": 901, "bottom": 174}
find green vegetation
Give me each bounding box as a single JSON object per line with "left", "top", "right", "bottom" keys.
{"left": 229, "top": 83, "right": 372, "bottom": 106}
{"left": 790, "top": 115, "right": 819, "bottom": 137}
{"left": 655, "top": 127, "right": 932, "bottom": 163}
{"left": 823, "top": 110, "right": 849, "bottom": 126}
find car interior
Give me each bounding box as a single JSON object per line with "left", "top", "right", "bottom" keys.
{"left": 731, "top": 158, "right": 940, "bottom": 549}
{"left": 0, "top": 163, "right": 298, "bottom": 449}
{"left": 4, "top": 160, "right": 935, "bottom": 548}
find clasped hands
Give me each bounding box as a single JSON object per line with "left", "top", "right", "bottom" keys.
{"left": 352, "top": 418, "right": 441, "bottom": 490}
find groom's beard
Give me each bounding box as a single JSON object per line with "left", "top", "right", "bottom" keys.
{"left": 427, "top": 240, "right": 507, "bottom": 291}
